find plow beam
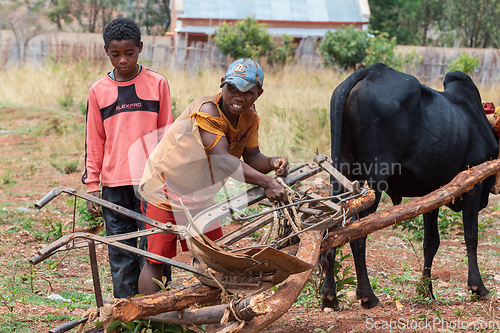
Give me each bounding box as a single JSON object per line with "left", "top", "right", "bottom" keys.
{"left": 321, "top": 158, "right": 500, "bottom": 251}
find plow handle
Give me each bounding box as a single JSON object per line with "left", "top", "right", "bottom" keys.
{"left": 49, "top": 317, "right": 88, "bottom": 333}
{"left": 30, "top": 255, "right": 45, "bottom": 265}
{"left": 34, "top": 186, "right": 68, "bottom": 209}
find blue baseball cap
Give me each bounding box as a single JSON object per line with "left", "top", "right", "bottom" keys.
{"left": 220, "top": 58, "right": 264, "bottom": 92}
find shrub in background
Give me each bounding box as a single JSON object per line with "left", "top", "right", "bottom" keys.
{"left": 318, "top": 26, "right": 368, "bottom": 69}
{"left": 213, "top": 16, "right": 274, "bottom": 60}
{"left": 213, "top": 17, "right": 296, "bottom": 66}
{"left": 319, "top": 26, "right": 402, "bottom": 70}
{"left": 447, "top": 51, "right": 480, "bottom": 75}
{"left": 267, "top": 34, "right": 297, "bottom": 66}
{"left": 364, "top": 31, "right": 400, "bottom": 68}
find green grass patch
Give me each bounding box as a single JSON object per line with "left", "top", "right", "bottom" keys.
{"left": 0, "top": 312, "right": 76, "bottom": 333}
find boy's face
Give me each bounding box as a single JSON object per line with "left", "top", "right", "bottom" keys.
{"left": 104, "top": 39, "right": 143, "bottom": 80}
{"left": 220, "top": 79, "right": 263, "bottom": 119}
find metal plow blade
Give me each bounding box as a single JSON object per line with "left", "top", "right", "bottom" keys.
{"left": 186, "top": 233, "right": 313, "bottom": 294}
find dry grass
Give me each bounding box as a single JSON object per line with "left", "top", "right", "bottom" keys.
{"left": 476, "top": 82, "right": 500, "bottom": 105}
{"left": 0, "top": 62, "right": 346, "bottom": 163}
{"left": 1, "top": 61, "right": 499, "bottom": 163}
{"left": 1, "top": 62, "right": 500, "bottom": 333}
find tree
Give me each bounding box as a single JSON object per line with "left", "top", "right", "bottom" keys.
{"left": 368, "top": 0, "right": 500, "bottom": 48}
{"left": 213, "top": 16, "right": 274, "bottom": 60}
{"left": 318, "top": 26, "right": 368, "bottom": 69}
{"left": 369, "top": 0, "right": 411, "bottom": 44}
{"left": 418, "top": 0, "right": 446, "bottom": 46}
{"left": 0, "top": 0, "right": 44, "bottom": 64}
{"left": 443, "top": 0, "right": 500, "bottom": 48}
{"left": 47, "top": 0, "right": 74, "bottom": 30}
{"left": 130, "top": 0, "right": 171, "bottom": 35}
{"left": 45, "top": 0, "right": 125, "bottom": 33}
{"left": 369, "top": 0, "right": 445, "bottom": 46}
{"left": 88, "top": 0, "right": 123, "bottom": 33}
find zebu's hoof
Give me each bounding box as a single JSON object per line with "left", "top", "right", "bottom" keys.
{"left": 356, "top": 289, "right": 382, "bottom": 309}
{"left": 416, "top": 277, "right": 435, "bottom": 300}
{"left": 354, "top": 289, "right": 381, "bottom": 309}
{"left": 469, "top": 285, "right": 491, "bottom": 301}
{"left": 478, "top": 293, "right": 492, "bottom": 301}
{"left": 321, "top": 294, "right": 340, "bottom": 311}
{"left": 322, "top": 305, "right": 340, "bottom": 313}
{"left": 360, "top": 297, "right": 383, "bottom": 309}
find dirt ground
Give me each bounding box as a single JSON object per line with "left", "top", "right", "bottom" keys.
{"left": 1, "top": 107, "right": 500, "bottom": 332}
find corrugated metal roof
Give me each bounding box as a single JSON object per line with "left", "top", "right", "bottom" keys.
{"left": 178, "top": 0, "right": 366, "bottom": 23}
{"left": 176, "top": 25, "right": 337, "bottom": 38}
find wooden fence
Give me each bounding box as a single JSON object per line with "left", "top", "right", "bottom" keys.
{"left": 396, "top": 45, "right": 500, "bottom": 84}
{"left": 1, "top": 29, "right": 499, "bottom": 82}
{"left": 0, "top": 30, "right": 229, "bottom": 72}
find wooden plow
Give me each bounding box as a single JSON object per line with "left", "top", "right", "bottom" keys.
{"left": 30, "top": 155, "right": 500, "bottom": 333}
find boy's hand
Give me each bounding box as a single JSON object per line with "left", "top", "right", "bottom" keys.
{"left": 270, "top": 157, "right": 289, "bottom": 177}
{"left": 86, "top": 190, "right": 102, "bottom": 217}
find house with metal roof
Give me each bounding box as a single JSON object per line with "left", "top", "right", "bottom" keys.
{"left": 170, "top": 0, "right": 370, "bottom": 44}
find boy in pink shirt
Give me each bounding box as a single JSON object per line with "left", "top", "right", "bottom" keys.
{"left": 82, "top": 17, "right": 173, "bottom": 298}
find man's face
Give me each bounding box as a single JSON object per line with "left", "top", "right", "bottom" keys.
{"left": 220, "top": 80, "right": 263, "bottom": 118}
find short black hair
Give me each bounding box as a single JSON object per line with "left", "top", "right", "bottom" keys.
{"left": 103, "top": 18, "right": 141, "bottom": 48}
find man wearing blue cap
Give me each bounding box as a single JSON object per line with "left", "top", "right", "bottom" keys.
{"left": 137, "top": 58, "right": 289, "bottom": 294}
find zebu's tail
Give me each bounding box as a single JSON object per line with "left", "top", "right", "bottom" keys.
{"left": 321, "top": 65, "right": 382, "bottom": 273}
{"left": 330, "top": 66, "right": 372, "bottom": 187}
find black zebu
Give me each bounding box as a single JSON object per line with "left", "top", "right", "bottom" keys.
{"left": 322, "top": 63, "right": 498, "bottom": 310}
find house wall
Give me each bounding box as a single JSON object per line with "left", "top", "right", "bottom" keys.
{"left": 179, "top": 18, "right": 362, "bottom": 30}
{"left": 176, "top": 18, "right": 364, "bottom": 45}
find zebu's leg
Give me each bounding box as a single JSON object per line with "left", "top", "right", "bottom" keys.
{"left": 320, "top": 238, "right": 381, "bottom": 310}
{"left": 342, "top": 190, "right": 383, "bottom": 309}
{"left": 320, "top": 248, "right": 340, "bottom": 311}
{"left": 462, "top": 191, "right": 490, "bottom": 300}
{"left": 320, "top": 182, "right": 382, "bottom": 310}
{"left": 350, "top": 236, "right": 381, "bottom": 308}
{"left": 418, "top": 209, "right": 440, "bottom": 299}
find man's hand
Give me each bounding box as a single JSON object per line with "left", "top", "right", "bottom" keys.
{"left": 270, "top": 157, "right": 289, "bottom": 178}
{"left": 262, "top": 178, "right": 288, "bottom": 202}
{"left": 86, "top": 190, "right": 102, "bottom": 217}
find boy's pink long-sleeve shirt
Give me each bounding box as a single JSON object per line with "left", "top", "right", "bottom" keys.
{"left": 82, "top": 68, "right": 173, "bottom": 193}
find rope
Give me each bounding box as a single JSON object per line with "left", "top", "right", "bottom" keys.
{"left": 76, "top": 302, "right": 115, "bottom": 333}
{"left": 277, "top": 178, "right": 302, "bottom": 232}
{"left": 191, "top": 250, "right": 230, "bottom": 303}
{"left": 259, "top": 179, "right": 305, "bottom": 246}
{"left": 217, "top": 321, "right": 244, "bottom": 333}
{"left": 216, "top": 300, "right": 248, "bottom": 332}
{"left": 259, "top": 205, "right": 278, "bottom": 245}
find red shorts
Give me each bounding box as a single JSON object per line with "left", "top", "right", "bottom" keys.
{"left": 142, "top": 201, "right": 223, "bottom": 264}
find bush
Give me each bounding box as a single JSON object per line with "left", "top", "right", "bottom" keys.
{"left": 267, "top": 34, "right": 296, "bottom": 66}
{"left": 447, "top": 52, "right": 480, "bottom": 75}
{"left": 319, "top": 27, "right": 402, "bottom": 70}
{"left": 365, "top": 31, "right": 400, "bottom": 69}
{"left": 213, "top": 16, "right": 274, "bottom": 60}
{"left": 213, "top": 17, "right": 296, "bottom": 67}
{"left": 318, "top": 26, "right": 368, "bottom": 69}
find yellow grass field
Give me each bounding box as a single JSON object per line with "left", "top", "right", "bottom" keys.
{"left": 1, "top": 62, "right": 500, "bottom": 332}
{"left": 1, "top": 61, "right": 498, "bottom": 165}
